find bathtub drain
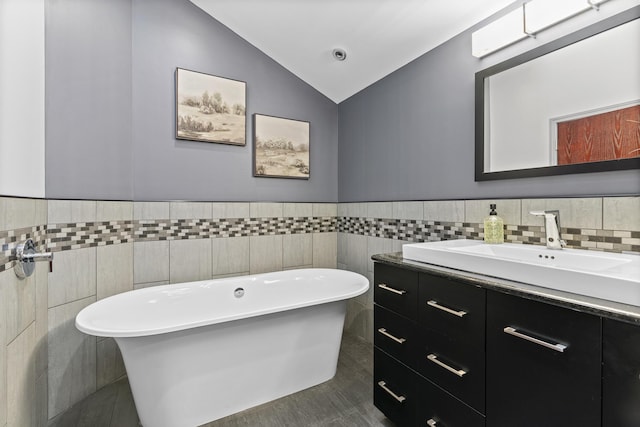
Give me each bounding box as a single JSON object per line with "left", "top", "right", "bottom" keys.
{"left": 234, "top": 287, "right": 245, "bottom": 298}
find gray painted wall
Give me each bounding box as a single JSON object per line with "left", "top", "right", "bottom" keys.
{"left": 45, "top": 0, "right": 339, "bottom": 202}
{"left": 338, "top": 4, "right": 640, "bottom": 202}
{"left": 46, "top": 0, "right": 133, "bottom": 200}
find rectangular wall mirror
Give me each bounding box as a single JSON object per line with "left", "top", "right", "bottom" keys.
{"left": 475, "top": 6, "right": 640, "bottom": 181}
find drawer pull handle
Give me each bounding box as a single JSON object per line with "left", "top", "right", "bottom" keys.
{"left": 427, "top": 419, "right": 438, "bottom": 427}
{"left": 377, "top": 328, "right": 406, "bottom": 344}
{"left": 378, "top": 283, "right": 407, "bottom": 295}
{"left": 427, "top": 354, "right": 467, "bottom": 377}
{"left": 377, "top": 380, "right": 406, "bottom": 403}
{"left": 503, "top": 326, "right": 567, "bottom": 353}
{"left": 427, "top": 300, "right": 467, "bottom": 317}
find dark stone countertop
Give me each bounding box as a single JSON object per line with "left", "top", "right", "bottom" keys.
{"left": 372, "top": 252, "right": 640, "bottom": 326}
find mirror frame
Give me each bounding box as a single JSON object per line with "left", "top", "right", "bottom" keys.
{"left": 475, "top": 6, "right": 640, "bottom": 181}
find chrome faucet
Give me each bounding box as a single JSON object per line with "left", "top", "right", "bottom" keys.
{"left": 529, "top": 210, "right": 566, "bottom": 250}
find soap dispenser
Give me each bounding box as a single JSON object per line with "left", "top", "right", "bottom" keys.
{"left": 484, "top": 204, "right": 504, "bottom": 244}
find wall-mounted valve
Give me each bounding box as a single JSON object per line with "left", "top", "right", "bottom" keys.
{"left": 14, "top": 238, "right": 53, "bottom": 279}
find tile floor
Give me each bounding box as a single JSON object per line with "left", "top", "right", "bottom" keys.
{"left": 47, "top": 334, "right": 393, "bottom": 427}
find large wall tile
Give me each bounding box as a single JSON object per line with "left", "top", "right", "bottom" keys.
{"left": 35, "top": 372, "right": 47, "bottom": 427}
{"left": 47, "top": 200, "right": 96, "bottom": 224}
{"left": 424, "top": 200, "right": 465, "bottom": 222}
{"left": 337, "top": 232, "right": 348, "bottom": 265}
{"left": 392, "top": 201, "right": 423, "bottom": 220}
{"left": 97, "top": 243, "right": 133, "bottom": 300}
{"left": 133, "top": 202, "right": 170, "bottom": 220}
{"left": 283, "top": 234, "right": 312, "bottom": 268}
{"left": 283, "top": 203, "right": 313, "bottom": 218}
{"left": 212, "top": 237, "right": 250, "bottom": 276}
{"left": 169, "top": 239, "right": 212, "bottom": 284}
{"left": 7, "top": 324, "right": 35, "bottom": 427}
{"left": 367, "top": 202, "right": 393, "bottom": 219}
{"left": 0, "top": 273, "right": 7, "bottom": 427}
{"left": 0, "top": 197, "right": 39, "bottom": 231}
{"left": 603, "top": 197, "right": 640, "bottom": 231}
{"left": 346, "top": 234, "right": 368, "bottom": 277}
{"left": 133, "top": 241, "right": 169, "bottom": 285}
{"left": 250, "top": 202, "right": 283, "bottom": 218}
{"left": 250, "top": 235, "right": 283, "bottom": 274}
{"left": 344, "top": 300, "right": 373, "bottom": 344}
{"left": 367, "top": 237, "right": 393, "bottom": 274}
{"left": 35, "top": 262, "right": 48, "bottom": 379}
{"left": 96, "top": 201, "right": 133, "bottom": 222}
{"left": 48, "top": 296, "right": 96, "bottom": 419}
{"left": 96, "top": 338, "right": 125, "bottom": 390}
{"left": 340, "top": 203, "right": 367, "bottom": 218}
{"left": 521, "top": 198, "right": 602, "bottom": 229}
{"left": 312, "top": 233, "right": 337, "bottom": 268}
{"left": 133, "top": 280, "right": 169, "bottom": 290}
{"left": 211, "top": 202, "right": 250, "bottom": 219}
{"left": 1, "top": 265, "right": 36, "bottom": 345}
{"left": 465, "top": 199, "right": 520, "bottom": 225}
{"left": 170, "top": 202, "right": 212, "bottom": 220}
{"left": 48, "top": 247, "right": 97, "bottom": 308}
{"left": 312, "top": 203, "right": 337, "bottom": 217}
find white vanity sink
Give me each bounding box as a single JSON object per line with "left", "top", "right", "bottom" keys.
{"left": 402, "top": 239, "right": 640, "bottom": 307}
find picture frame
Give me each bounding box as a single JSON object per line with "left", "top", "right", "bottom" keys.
{"left": 176, "top": 68, "right": 246, "bottom": 145}
{"left": 253, "top": 114, "right": 310, "bottom": 179}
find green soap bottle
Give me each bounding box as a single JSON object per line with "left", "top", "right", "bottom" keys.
{"left": 484, "top": 204, "right": 504, "bottom": 244}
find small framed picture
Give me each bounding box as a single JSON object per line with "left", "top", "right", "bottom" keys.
{"left": 176, "top": 68, "right": 246, "bottom": 145}
{"left": 253, "top": 114, "right": 310, "bottom": 179}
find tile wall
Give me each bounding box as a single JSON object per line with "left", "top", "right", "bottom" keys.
{"left": 0, "top": 198, "right": 337, "bottom": 426}
{"left": 337, "top": 197, "right": 640, "bottom": 343}
{"left": 1, "top": 195, "right": 638, "bottom": 425}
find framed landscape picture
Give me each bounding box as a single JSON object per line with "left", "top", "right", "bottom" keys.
{"left": 176, "top": 68, "right": 246, "bottom": 145}
{"left": 253, "top": 114, "right": 310, "bottom": 179}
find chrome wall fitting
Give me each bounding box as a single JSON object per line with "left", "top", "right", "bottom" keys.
{"left": 14, "top": 238, "right": 53, "bottom": 279}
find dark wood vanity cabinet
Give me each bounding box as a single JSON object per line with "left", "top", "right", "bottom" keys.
{"left": 373, "top": 263, "right": 485, "bottom": 426}
{"left": 373, "top": 260, "right": 639, "bottom": 427}
{"left": 486, "top": 291, "right": 601, "bottom": 427}
{"left": 603, "top": 319, "right": 640, "bottom": 427}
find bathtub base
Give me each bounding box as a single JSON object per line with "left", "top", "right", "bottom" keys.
{"left": 116, "top": 300, "right": 347, "bottom": 427}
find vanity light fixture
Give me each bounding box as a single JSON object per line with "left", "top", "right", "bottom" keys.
{"left": 472, "top": 0, "right": 610, "bottom": 58}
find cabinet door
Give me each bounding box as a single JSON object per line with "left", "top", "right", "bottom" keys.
{"left": 374, "top": 263, "right": 419, "bottom": 320}
{"left": 486, "top": 291, "right": 601, "bottom": 427}
{"left": 374, "top": 305, "right": 417, "bottom": 369}
{"left": 603, "top": 318, "right": 640, "bottom": 427}
{"left": 416, "top": 377, "right": 485, "bottom": 427}
{"left": 374, "top": 348, "right": 416, "bottom": 426}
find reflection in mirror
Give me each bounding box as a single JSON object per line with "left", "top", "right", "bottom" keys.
{"left": 475, "top": 7, "right": 640, "bottom": 181}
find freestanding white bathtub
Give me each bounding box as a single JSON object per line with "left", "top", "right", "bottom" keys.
{"left": 76, "top": 268, "right": 369, "bottom": 427}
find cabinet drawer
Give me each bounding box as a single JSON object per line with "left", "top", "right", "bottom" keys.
{"left": 418, "top": 272, "right": 485, "bottom": 344}
{"left": 486, "top": 291, "right": 601, "bottom": 427}
{"left": 603, "top": 318, "right": 640, "bottom": 427}
{"left": 374, "top": 263, "right": 419, "bottom": 320}
{"left": 374, "top": 305, "right": 416, "bottom": 368}
{"left": 416, "top": 328, "right": 485, "bottom": 414}
{"left": 374, "top": 348, "right": 416, "bottom": 426}
{"left": 417, "top": 377, "right": 485, "bottom": 427}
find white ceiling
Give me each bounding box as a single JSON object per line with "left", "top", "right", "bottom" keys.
{"left": 189, "top": 0, "right": 516, "bottom": 103}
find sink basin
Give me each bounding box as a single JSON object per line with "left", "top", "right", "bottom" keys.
{"left": 402, "top": 239, "right": 640, "bottom": 306}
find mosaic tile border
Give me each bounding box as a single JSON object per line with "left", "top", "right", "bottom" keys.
{"left": 0, "top": 216, "right": 338, "bottom": 272}
{"left": 338, "top": 217, "right": 640, "bottom": 254}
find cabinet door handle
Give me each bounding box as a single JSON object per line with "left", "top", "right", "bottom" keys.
{"left": 427, "top": 419, "right": 438, "bottom": 427}
{"left": 427, "top": 354, "right": 467, "bottom": 377}
{"left": 377, "top": 328, "right": 407, "bottom": 344}
{"left": 427, "top": 300, "right": 467, "bottom": 317}
{"left": 503, "top": 326, "right": 568, "bottom": 353}
{"left": 377, "top": 380, "right": 406, "bottom": 403}
{"left": 378, "top": 283, "right": 407, "bottom": 295}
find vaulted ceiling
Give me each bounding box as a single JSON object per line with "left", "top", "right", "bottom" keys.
{"left": 189, "top": 0, "right": 515, "bottom": 102}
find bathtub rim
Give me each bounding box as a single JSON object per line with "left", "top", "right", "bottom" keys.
{"left": 76, "top": 268, "right": 368, "bottom": 338}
